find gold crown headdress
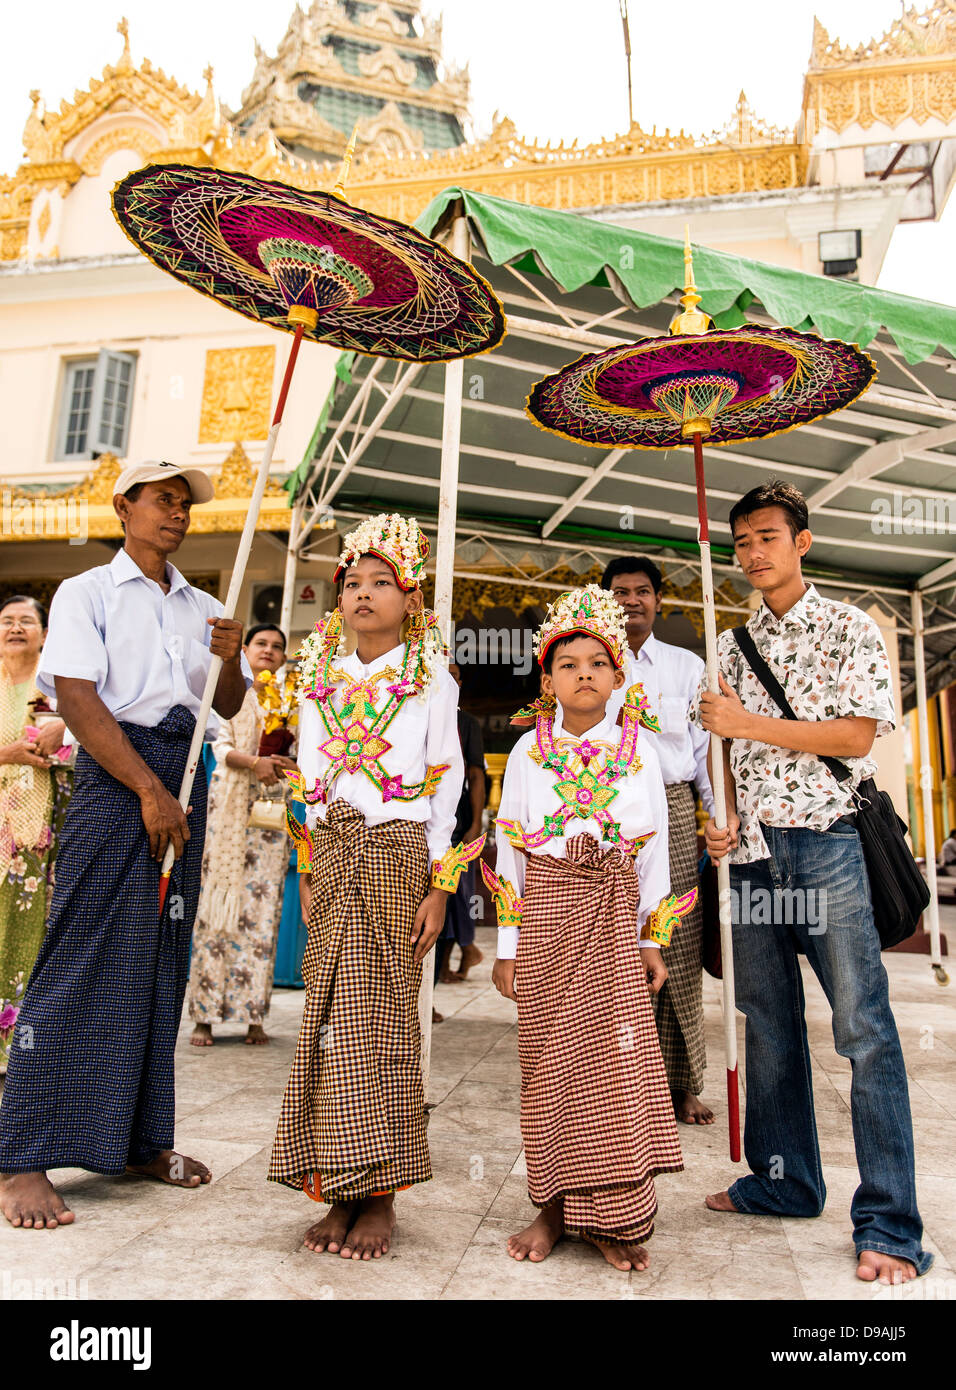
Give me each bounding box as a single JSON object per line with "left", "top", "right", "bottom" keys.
{"left": 535, "top": 583, "right": 629, "bottom": 671}
{"left": 333, "top": 512, "right": 429, "bottom": 591}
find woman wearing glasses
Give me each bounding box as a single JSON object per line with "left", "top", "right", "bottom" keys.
{"left": 0, "top": 595, "right": 71, "bottom": 1041}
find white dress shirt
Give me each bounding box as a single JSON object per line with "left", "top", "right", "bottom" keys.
{"left": 494, "top": 704, "right": 670, "bottom": 959}
{"left": 297, "top": 643, "right": 463, "bottom": 867}
{"left": 607, "top": 631, "right": 714, "bottom": 815}
{"left": 36, "top": 548, "right": 252, "bottom": 739}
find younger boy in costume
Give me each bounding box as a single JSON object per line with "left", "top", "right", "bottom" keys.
{"left": 269, "top": 513, "right": 478, "bottom": 1260}
{"left": 489, "top": 585, "right": 695, "bottom": 1272}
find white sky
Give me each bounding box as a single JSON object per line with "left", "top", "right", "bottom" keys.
{"left": 2, "top": 0, "right": 954, "bottom": 304}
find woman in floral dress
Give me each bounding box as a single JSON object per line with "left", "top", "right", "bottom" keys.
{"left": 188, "top": 624, "right": 297, "bottom": 1046}
{"left": 0, "top": 596, "right": 71, "bottom": 1013}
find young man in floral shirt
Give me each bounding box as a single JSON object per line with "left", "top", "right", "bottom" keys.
{"left": 694, "top": 479, "right": 931, "bottom": 1286}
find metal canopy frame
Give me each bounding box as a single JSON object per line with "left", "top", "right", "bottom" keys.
{"left": 283, "top": 203, "right": 956, "bottom": 984}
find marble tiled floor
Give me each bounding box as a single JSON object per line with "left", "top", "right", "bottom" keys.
{"left": 1, "top": 919, "right": 954, "bottom": 1301}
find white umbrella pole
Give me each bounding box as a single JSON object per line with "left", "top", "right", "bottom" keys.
{"left": 158, "top": 323, "right": 309, "bottom": 911}
{"left": 419, "top": 212, "right": 470, "bottom": 1085}
{"left": 693, "top": 433, "right": 741, "bottom": 1161}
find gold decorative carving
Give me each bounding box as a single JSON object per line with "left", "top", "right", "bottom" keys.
{"left": 358, "top": 46, "right": 418, "bottom": 88}
{"left": 198, "top": 346, "right": 276, "bottom": 444}
{"left": 36, "top": 200, "right": 51, "bottom": 241}
{"left": 805, "top": 3, "right": 956, "bottom": 135}
{"left": 78, "top": 126, "right": 162, "bottom": 176}
{"left": 811, "top": 2, "right": 956, "bottom": 68}
{"left": 214, "top": 440, "right": 286, "bottom": 498}
{"left": 0, "top": 446, "right": 296, "bottom": 545}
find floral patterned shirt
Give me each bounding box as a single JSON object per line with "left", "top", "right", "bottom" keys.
{"left": 689, "top": 585, "right": 895, "bottom": 864}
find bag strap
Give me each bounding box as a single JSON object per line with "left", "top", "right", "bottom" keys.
{"left": 731, "top": 625, "right": 852, "bottom": 785}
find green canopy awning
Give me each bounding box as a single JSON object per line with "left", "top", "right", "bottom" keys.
{"left": 417, "top": 186, "right": 956, "bottom": 365}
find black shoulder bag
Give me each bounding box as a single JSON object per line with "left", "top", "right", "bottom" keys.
{"left": 732, "top": 626, "right": 928, "bottom": 950}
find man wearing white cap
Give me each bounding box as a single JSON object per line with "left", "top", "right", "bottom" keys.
{"left": 0, "top": 462, "right": 251, "bottom": 1231}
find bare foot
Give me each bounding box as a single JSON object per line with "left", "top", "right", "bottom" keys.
{"left": 704, "top": 1190, "right": 739, "bottom": 1212}
{"left": 507, "top": 1202, "right": 564, "bottom": 1262}
{"left": 126, "top": 1150, "right": 211, "bottom": 1188}
{"left": 340, "top": 1194, "right": 395, "bottom": 1260}
{"left": 456, "top": 943, "right": 484, "bottom": 980}
{"left": 673, "top": 1089, "right": 715, "bottom": 1125}
{"left": 857, "top": 1250, "right": 918, "bottom": 1285}
{"left": 439, "top": 966, "right": 462, "bottom": 984}
{"left": 190, "top": 1023, "right": 213, "bottom": 1047}
{"left": 432, "top": 1007, "right": 444, "bottom": 1024}
{"left": 304, "top": 1201, "right": 356, "bottom": 1254}
{"left": 0, "top": 1171, "right": 75, "bottom": 1229}
{"left": 586, "top": 1235, "right": 650, "bottom": 1271}
{"left": 245, "top": 1024, "right": 270, "bottom": 1045}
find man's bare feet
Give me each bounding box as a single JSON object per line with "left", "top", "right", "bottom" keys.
{"left": 245, "top": 1024, "right": 270, "bottom": 1045}
{"left": 126, "top": 1150, "right": 211, "bottom": 1188}
{"left": 673, "top": 1089, "right": 715, "bottom": 1125}
{"left": 857, "top": 1250, "right": 918, "bottom": 1285}
{"left": 507, "top": 1201, "right": 564, "bottom": 1262}
{"left": 704, "top": 1190, "right": 739, "bottom": 1212}
{"left": 585, "top": 1235, "right": 650, "bottom": 1271}
{"left": 432, "top": 1007, "right": 444, "bottom": 1024}
{"left": 439, "top": 966, "right": 462, "bottom": 984}
{"left": 340, "top": 1194, "right": 395, "bottom": 1260}
{"left": 0, "top": 1172, "right": 75, "bottom": 1229}
{"left": 303, "top": 1201, "right": 356, "bottom": 1254}
{"left": 456, "top": 943, "right": 484, "bottom": 980}
{"left": 190, "top": 1023, "right": 213, "bottom": 1047}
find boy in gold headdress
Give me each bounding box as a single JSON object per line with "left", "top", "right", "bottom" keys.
{"left": 269, "top": 513, "right": 481, "bottom": 1260}
{"left": 488, "top": 585, "right": 695, "bottom": 1272}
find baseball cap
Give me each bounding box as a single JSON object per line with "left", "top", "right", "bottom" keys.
{"left": 112, "top": 459, "right": 215, "bottom": 504}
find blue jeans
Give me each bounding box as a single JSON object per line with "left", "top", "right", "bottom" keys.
{"left": 728, "top": 821, "right": 932, "bottom": 1274}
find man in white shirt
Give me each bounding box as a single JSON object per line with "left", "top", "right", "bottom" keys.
{"left": 0, "top": 461, "right": 250, "bottom": 1233}
{"left": 604, "top": 555, "right": 715, "bottom": 1126}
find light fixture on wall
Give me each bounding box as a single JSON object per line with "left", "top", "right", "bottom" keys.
{"left": 819, "top": 229, "right": 862, "bottom": 279}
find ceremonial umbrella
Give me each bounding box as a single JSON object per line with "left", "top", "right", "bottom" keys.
{"left": 526, "top": 233, "right": 876, "bottom": 1160}
{"left": 111, "top": 147, "right": 506, "bottom": 909}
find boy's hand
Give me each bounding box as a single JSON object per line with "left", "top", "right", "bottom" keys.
{"left": 704, "top": 813, "right": 741, "bottom": 861}
{"left": 643, "top": 947, "right": 667, "bottom": 994}
{"left": 492, "top": 958, "right": 517, "bottom": 1002}
{"left": 411, "top": 887, "right": 449, "bottom": 964}
{"left": 699, "top": 676, "right": 752, "bottom": 739}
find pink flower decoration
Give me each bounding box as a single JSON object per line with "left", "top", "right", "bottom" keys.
{"left": 0, "top": 1004, "right": 18, "bottom": 1032}
{"left": 387, "top": 679, "right": 417, "bottom": 699}
{"left": 381, "top": 775, "right": 404, "bottom": 802}
{"left": 310, "top": 684, "right": 336, "bottom": 702}
{"left": 577, "top": 740, "right": 600, "bottom": 765}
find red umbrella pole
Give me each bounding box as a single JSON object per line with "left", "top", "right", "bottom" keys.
{"left": 693, "top": 432, "right": 741, "bottom": 1162}
{"left": 158, "top": 320, "right": 310, "bottom": 914}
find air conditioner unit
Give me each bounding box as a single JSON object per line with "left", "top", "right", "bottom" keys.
{"left": 249, "top": 578, "right": 334, "bottom": 636}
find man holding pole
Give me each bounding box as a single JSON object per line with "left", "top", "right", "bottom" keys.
{"left": 695, "top": 479, "right": 931, "bottom": 1285}
{"left": 0, "top": 462, "right": 249, "bottom": 1231}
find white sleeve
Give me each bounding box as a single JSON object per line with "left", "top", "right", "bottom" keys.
{"left": 296, "top": 698, "right": 324, "bottom": 830}
{"left": 424, "top": 669, "right": 464, "bottom": 867}
{"left": 492, "top": 746, "right": 528, "bottom": 960}
{"left": 36, "top": 578, "right": 108, "bottom": 699}
{"left": 211, "top": 711, "right": 238, "bottom": 766}
{"left": 636, "top": 747, "right": 671, "bottom": 943}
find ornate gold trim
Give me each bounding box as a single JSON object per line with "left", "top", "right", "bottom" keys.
{"left": 0, "top": 445, "right": 293, "bottom": 543}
